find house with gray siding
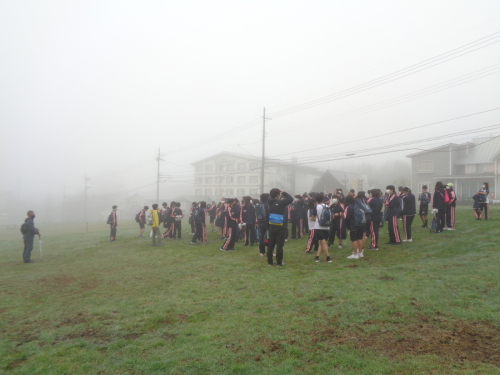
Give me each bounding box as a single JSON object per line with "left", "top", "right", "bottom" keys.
{"left": 407, "top": 137, "right": 500, "bottom": 201}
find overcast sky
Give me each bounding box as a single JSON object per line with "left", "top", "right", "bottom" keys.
{"left": 1, "top": 0, "right": 500, "bottom": 202}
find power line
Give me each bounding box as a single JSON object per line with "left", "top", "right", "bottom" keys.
{"left": 267, "top": 64, "right": 500, "bottom": 137}
{"left": 269, "top": 106, "right": 500, "bottom": 158}
{"left": 268, "top": 32, "right": 500, "bottom": 118}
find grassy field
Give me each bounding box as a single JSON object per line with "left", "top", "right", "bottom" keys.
{"left": 1, "top": 207, "right": 499, "bottom": 374}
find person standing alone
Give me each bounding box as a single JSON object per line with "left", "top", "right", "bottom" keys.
{"left": 21, "top": 211, "right": 40, "bottom": 263}
{"left": 151, "top": 204, "right": 163, "bottom": 246}
{"left": 107, "top": 205, "right": 118, "bottom": 242}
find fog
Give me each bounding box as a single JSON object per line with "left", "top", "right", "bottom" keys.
{"left": 1, "top": 1, "right": 500, "bottom": 223}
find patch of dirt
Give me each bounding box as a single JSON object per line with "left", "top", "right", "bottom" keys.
{"left": 6, "top": 358, "right": 27, "bottom": 370}
{"left": 309, "top": 296, "right": 334, "bottom": 302}
{"left": 310, "top": 317, "right": 500, "bottom": 366}
{"left": 259, "top": 338, "right": 282, "bottom": 353}
{"left": 177, "top": 314, "right": 189, "bottom": 320}
{"left": 64, "top": 327, "right": 110, "bottom": 342}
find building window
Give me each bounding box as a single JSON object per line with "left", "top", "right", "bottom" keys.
{"left": 226, "top": 189, "right": 234, "bottom": 196}
{"left": 237, "top": 176, "right": 246, "bottom": 184}
{"left": 476, "top": 164, "right": 485, "bottom": 173}
{"left": 215, "top": 189, "right": 224, "bottom": 195}
{"left": 237, "top": 163, "right": 246, "bottom": 171}
{"left": 250, "top": 162, "right": 258, "bottom": 170}
{"left": 216, "top": 164, "right": 224, "bottom": 172}
{"left": 195, "top": 189, "right": 202, "bottom": 195}
{"left": 249, "top": 176, "right": 258, "bottom": 184}
{"left": 205, "top": 189, "right": 212, "bottom": 196}
{"left": 205, "top": 165, "right": 213, "bottom": 172}
{"left": 227, "top": 176, "right": 234, "bottom": 184}
{"left": 249, "top": 189, "right": 258, "bottom": 195}
{"left": 226, "top": 164, "right": 234, "bottom": 171}
{"left": 237, "top": 189, "right": 245, "bottom": 196}
{"left": 205, "top": 177, "right": 213, "bottom": 184}
{"left": 196, "top": 165, "right": 203, "bottom": 172}
{"left": 418, "top": 161, "right": 433, "bottom": 172}
{"left": 195, "top": 177, "right": 202, "bottom": 184}
{"left": 216, "top": 176, "right": 225, "bottom": 184}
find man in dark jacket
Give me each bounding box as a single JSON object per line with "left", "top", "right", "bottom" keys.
{"left": 22, "top": 211, "right": 40, "bottom": 263}
{"left": 267, "top": 189, "right": 293, "bottom": 266}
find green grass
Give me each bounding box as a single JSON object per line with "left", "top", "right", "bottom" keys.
{"left": 1, "top": 207, "right": 500, "bottom": 374}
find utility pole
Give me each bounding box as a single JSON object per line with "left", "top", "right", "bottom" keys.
{"left": 84, "top": 174, "right": 90, "bottom": 233}
{"left": 156, "top": 148, "right": 164, "bottom": 203}
{"left": 260, "top": 108, "right": 271, "bottom": 194}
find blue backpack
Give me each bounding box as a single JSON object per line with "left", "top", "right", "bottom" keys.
{"left": 255, "top": 204, "right": 267, "bottom": 221}
{"left": 318, "top": 204, "right": 332, "bottom": 226}
{"left": 354, "top": 206, "right": 366, "bottom": 227}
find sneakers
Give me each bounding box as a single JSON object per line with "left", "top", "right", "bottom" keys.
{"left": 358, "top": 251, "right": 364, "bottom": 258}
{"left": 260, "top": 253, "right": 264, "bottom": 257}
{"left": 347, "top": 253, "right": 359, "bottom": 259}
{"left": 139, "top": 235, "right": 144, "bottom": 238}
{"left": 314, "top": 256, "right": 320, "bottom": 263}
{"left": 403, "top": 239, "right": 412, "bottom": 242}
{"left": 338, "top": 245, "right": 343, "bottom": 249}
{"left": 277, "top": 262, "right": 285, "bottom": 266}
{"left": 268, "top": 262, "right": 275, "bottom": 266}
{"left": 190, "top": 242, "right": 197, "bottom": 245}
{"left": 447, "top": 228, "right": 455, "bottom": 231}
{"left": 325, "top": 257, "right": 332, "bottom": 263}
{"left": 220, "top": 247, "right": 228, "bottom": 252}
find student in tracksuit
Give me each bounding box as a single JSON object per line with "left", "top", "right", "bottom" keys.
{"left": 191, "top": 201, "right": 207, "bottom": 244}
{"left": 256, "top": 194, "right": 270, "bottom": 256}
{"left": 267, "top": 189, "right": 293, "bottom": 266}
{"left": 220, "top": 199, "right": 239, "bottom": 251}
{"left": 207, "top": 201, "right": 217, "bottom": 232}
{"left": 431, "top": 181, "right": 446, "bottom": 233}
{"left": 418, "top": 185, "right": 431, "bottom": 228}
{"left": 344, "top": 194, "right": 364, "bottom": 259}
{"left": 385, "top": 185, "right": 402, "bottom": 244}
{"left": 476, "top": 182, "right": 490, "bottom": 220}
{"left": 241, "top": 197, "right": 257, "bottom": 246}
{"left": 367, "top": 189, "right": 383, "bottom": 250}
{"left": 302, "top": 193, "right": 310, "bottom": 235}
{"left": 445, "top": 183, "right": 457, "bottom": 230}
{"left": 189, "top": 202, "right": 198, "bottom": 234}
{"left": 305, "top": 196, "right": 319, "bottom": 254}
{"left": 290, "top": 195, "right": 303, "bottom": 239}
{"left": 328, "top": 195, "right": 342, "bottom": 247}
{"left": 401, "top": 187, "right": 416, "bottom": 242}
{"left": 171, "top": 202, "right": 184, "bottom": 239}
{"left": 138, "top": 205, "right": 149, "bottom": 238}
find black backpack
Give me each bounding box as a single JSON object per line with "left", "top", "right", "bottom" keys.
{"left": 135, "top": 212, "right": 141, "bottom": 223}
{"left": 20, "top": 223, "right": 28, "bottom": 235}
{"left": 318, "top": 204, "right": 332, "bottom": 226}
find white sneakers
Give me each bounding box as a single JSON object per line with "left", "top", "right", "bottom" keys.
{"left": 347, "top": 253, "right": 359, "bottom": 259}
{"left": 447, "top": 228, "right": 455, "bottom": 231}
{"left": 338, "top": 245, "right": 343, "bottom": 249}
{"left": 403, "top": 239, "right": 413, "bottom": 242}
{"left": 358, "top": 251, "right": 364, "bottom": 258}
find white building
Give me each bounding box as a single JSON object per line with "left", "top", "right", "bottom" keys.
{"left": 191, "top": 152, "right": 323, "bottom": 198}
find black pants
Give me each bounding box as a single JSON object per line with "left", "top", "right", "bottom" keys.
{"left": 110, "top": 224, "right": 117, "bottom": 240}
{"left": 306, "top": 229, "right": 319, "bottom": 252}
{"left": 244, "top": 224, "right": 256, "bottom": 245}
{"left": 368, "top": 220, "right": 380, "bottom": 248}
{"left": 23, "top": 235, "right": 34, "bottom": 262}
{"left": 221, "top": 225, "right": 238, "bottom": 250}
{"left": 283, "top": 221, "right": 289, "bottom": 240}
{"left": 267, "top": 225, "right": 286, "bottom": 265}
{"left": 173, "top": 221, "right": 182, "bottom": 238}
{"left": 258, "top": 223, "right": 268, "bottom": 254}
{"left": 436, "top": 209, "right": 445, "bottom": 232}
{"left": 190, "top": 218, "right": 195, "bottom": 233}
{"left": 387, "top": 216, "right": 401, "bottom": 243}
{"left": 402, "top": 215, "right": 414, "bottom": 240}
{"left": 328, "top": 221, "right": 337, "bottom": 246}
{"left": 291, "top": 218, "right": 302, "bottom": 239}
{"left": 192, "top": 223, "right": 206, "bottom": 243}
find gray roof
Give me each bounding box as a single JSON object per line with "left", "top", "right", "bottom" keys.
{"left": 455, "top": 137, "right": 500, "bottom": 165}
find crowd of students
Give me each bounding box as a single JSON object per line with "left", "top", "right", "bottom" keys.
{"left": 108, "top": 181, "right": 490, "bottom": 265}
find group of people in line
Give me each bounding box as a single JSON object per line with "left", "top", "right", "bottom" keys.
{"left": 18, "top": 181, "right": 490, "bottom": 264}
{"left": 100, "top": 181, "right": 490, "bottom": 266}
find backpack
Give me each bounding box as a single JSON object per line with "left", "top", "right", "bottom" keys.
{"left": 146, "top": 212, "right": 153, "bottom": 226}
{"left": 20, "top": 223, "right": 28, "bottom": 235}
{"left": 106, "top": 213, "right": 113, "bottom": 224}
{"left": 255, "top": 204, "right": 267, "bottom": 221}
{"left": 420, "top": 193, "right": 429, "bottom": 204}
{"left": 135, "top": 212, "right": 141, "bottom": 223}
{"left": 354, "top": 205, "right": 366, "bottom": 227}
{"left": 318, "top": 204, "right": 332, "bottom": 226}
{"left": 430, "top": 215, "right": 438, "bottom": 233}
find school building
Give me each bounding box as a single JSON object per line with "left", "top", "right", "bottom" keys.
{"left": 191, "top": 152, "right": 323, "bottom": 198}
{"left": 407, "top": 137, "right": 500, "bottom": 201}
